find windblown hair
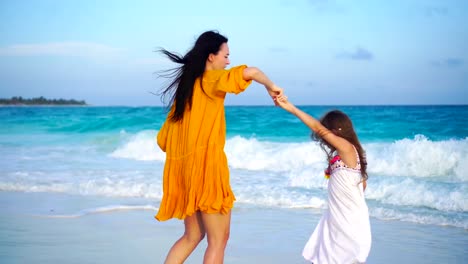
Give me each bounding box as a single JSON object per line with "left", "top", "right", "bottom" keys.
{"left": 157, "top": 30, "right": 228, "bottom": 122}
{"left": 313, "top": 110, "right": 368, "bottom": 180}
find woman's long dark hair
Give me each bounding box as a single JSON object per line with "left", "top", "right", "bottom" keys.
{"left": 157, "top": 30, "right": 228, "bottom": 122}
{"left": 313, "top": 110, "right": 368, "bottom": 180}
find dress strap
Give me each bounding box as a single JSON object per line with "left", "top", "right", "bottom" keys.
{"left": 352, "top": 145, "right": 361, "bottom": 169}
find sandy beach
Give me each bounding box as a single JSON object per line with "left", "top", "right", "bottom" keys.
{"left": 1, "top": 191, "right": 466, "bottom": 264}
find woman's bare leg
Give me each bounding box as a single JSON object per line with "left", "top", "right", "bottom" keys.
{"left": 164, "top": 212, "right": 205, "bottom": 264}
{"left": 201, "top": 211, "right": 231, "bottom": 264}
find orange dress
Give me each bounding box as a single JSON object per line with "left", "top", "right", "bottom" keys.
{"left": 155, "top": 65, "right": 252, "bottom": 221}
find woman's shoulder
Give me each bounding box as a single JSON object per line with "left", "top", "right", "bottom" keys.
{"left": 203, "top": 65, "right": 248, "bottom": 80}
{"left": 202, "top": 65, "right": 252, "bottom": 94}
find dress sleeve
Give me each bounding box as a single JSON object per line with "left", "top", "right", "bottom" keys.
{"left": 157, "top": 106, "right": 176, "bottom": 152}
{"left": 157, "top": 120, "right": 168, "bottom": 152}
{"left": 216, "top": 65, "right": 252, "bottom": 94}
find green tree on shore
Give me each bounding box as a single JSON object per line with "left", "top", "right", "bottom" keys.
{"left": 0, "top": 96, "right": 87, "bottom": 105}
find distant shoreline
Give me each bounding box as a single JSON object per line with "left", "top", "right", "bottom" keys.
{"left": 0, "top": 104, "right": 88, "bottom": 107}
{"left": 0, "top": 96, "right": 87, "bottom": 106}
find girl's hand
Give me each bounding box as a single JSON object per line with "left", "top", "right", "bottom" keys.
{"left": 276, "top": 95, "right": 295, "bottom": 113}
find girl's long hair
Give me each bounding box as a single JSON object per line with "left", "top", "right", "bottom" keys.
{"left": 157, "top": 30, "right": 228, "bottom": 122}
{"left": 313, "top": 110, "right": 368, "bottom": 180}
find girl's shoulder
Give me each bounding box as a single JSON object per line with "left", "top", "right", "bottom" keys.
{"left": 334, "top": 145, "right": 361, "bottom": 170}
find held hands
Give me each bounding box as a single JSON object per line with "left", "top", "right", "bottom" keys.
{"left": 268, "top": 84, "right": 283, "bottom": 106}
{"left": 275, "top": 94, "right": 295, "bottom": 113}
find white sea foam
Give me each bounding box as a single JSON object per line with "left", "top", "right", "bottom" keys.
{"left": 370, "top": 207, "right": 468, "bottom": 229}
{"left": 109, "top": 130, "right": 164, "bottom": 161}
{"left": 3, "top": 132, "right": 467, "bottom": 228}
{"left": 0, "top": 170, "right": 164, "bottom": 200}
{"left": 366, "top": 135, "right": 468, "bottom": 180}
{"left": 35, "top": 204, "right": 158, "bottom": 218}
{"left": 364, "top": 177, "right": 468, "bottom": 212}
{"left": 233, "top": 182, "right": 327, "bottom": 209}
{"left": 110, "top": 132, "right": 468, "bottom": 180}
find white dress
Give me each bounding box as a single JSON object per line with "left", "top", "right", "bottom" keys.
{"left": 303, "top": 150, "right": 371, "bottom": 264}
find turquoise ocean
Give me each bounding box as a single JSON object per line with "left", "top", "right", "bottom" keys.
{"left": 1, "top": 105, "right": 467, "bottom": 230}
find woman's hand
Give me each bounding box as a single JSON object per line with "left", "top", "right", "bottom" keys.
{"left": 268, "top": 84, "right": 283, "bottom": 105}
{"left": 242, "top": 67, "right": 283, "bottom": 105}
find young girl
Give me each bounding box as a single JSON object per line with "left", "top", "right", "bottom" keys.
{"left": 276, "top": 95, "right": 371, "bottom": 264}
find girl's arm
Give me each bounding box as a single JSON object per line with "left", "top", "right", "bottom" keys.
{"left": 276, "top": 95, "right": 354, "bottom": 155}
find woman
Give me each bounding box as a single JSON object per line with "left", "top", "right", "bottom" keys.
{"left": 155, "top": 30, "right": 283, "bottom": 264}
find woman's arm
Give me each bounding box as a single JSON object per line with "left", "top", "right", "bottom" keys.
{"left": 242, "top": 67, "right": 283, "bottom": 99}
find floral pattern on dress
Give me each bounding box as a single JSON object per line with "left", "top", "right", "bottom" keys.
{"left": 324, "top": 154, "right": 361, "bottom": 179}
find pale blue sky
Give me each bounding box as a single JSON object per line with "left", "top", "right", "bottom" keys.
{"left": 0, "top": 0, "right": 467, "bottom": 105}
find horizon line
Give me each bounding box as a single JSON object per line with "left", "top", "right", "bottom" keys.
{"left": 2, "top": 103, "right": 467, "bottom": 107}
